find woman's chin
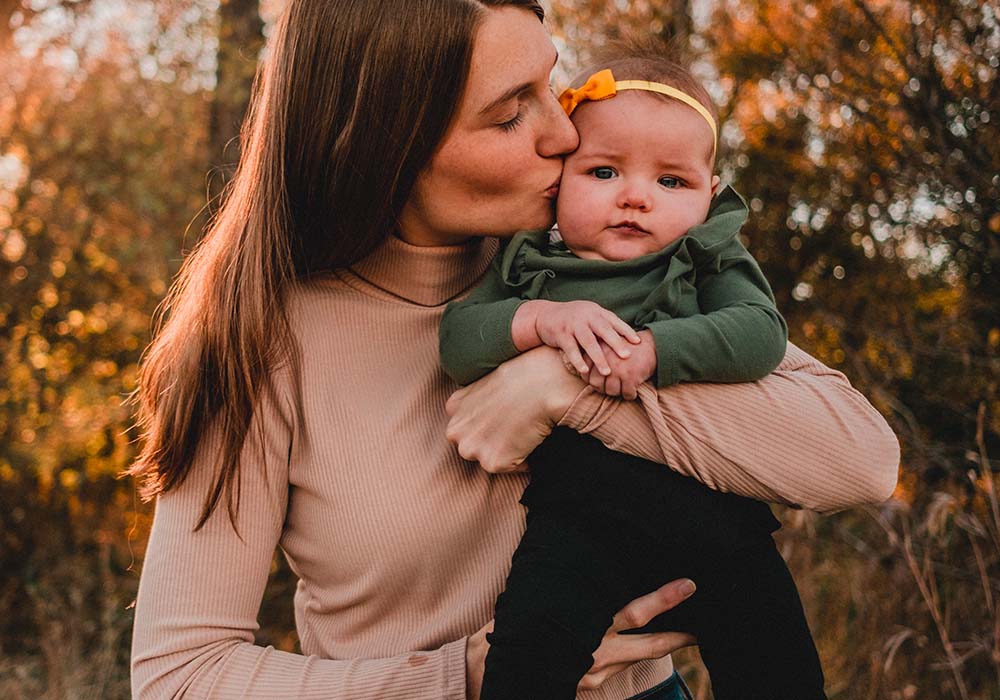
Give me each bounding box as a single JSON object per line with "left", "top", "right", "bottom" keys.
{"left": 519, "top": 209, "right": 557, "bottom": 233}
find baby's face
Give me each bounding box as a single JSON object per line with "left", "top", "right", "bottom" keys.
{"left": 556, "top": 91, "right": 720, "bottom": 262}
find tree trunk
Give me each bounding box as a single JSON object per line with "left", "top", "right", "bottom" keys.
{"left": 208, "top": 0, "right": 264, "bottom": 202}
{"left": 660, "top": 0, "right": 693, "bottom": 48}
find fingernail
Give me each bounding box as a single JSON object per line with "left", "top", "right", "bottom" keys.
{"left": 600, "top": 367, "right": 610, "bottom": 375}
{"left": 619, "top": 350, "right": 631, "bottom": 358}
{"left": 681, "top": 580, "right": 696, "bottom": 596}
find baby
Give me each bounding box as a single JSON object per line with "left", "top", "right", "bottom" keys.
{"left": 440, "top": 48, "right": 827, "bottom": 700}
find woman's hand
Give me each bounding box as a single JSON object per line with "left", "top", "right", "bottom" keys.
{"left": 578, "top": 578, "right": 697, "bottom": 692}
{"left": 445, "top": 346, "right": 586, "bottom": 473}
{"left": 464, "top": 578, "right": 698, "bottom": 700}
{"left": 465, "top": 618, "right": 493, "bottom": 700}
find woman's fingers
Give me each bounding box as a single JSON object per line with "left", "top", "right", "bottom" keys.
{"left": 622, "top": 380, "right": 638, "bottom": 401}
{"left": 604, "top": 375, "right": 622, "bottom": 397}
{"left": 609, "top": 578, "right": 697, "bottom": 633}
{"left": 444, "top": 347, "right": 586, "bottom": 472}
{"left": 444, "top": 385, "right": 467, "bottom": 416}
{"left": 576, "top": 579, "right": 699, "bottom": 692}
{"left": 578, "top": 631, "right": 697, "bottom": 692}
{"left": 580, "top": 629, "right": 697, "bottom": 691}
{"left": 588, "top": 368, "right": 607, "bottom": 394}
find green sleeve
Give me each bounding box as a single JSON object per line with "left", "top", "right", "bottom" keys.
{"left": 438, "top": 252, "right": 529, "bottom": 386}
{"left": 644, "top": 238, "right": 788, "bottom": 387}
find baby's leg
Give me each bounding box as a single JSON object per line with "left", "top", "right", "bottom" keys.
{"left": 651, "top": 538, "right": 827, "bottom": 700}
{"left": 481, "top": 505, "right": 646, "bottom": 700}
{"left": 502, "top": 427, "right": 825, "bottom": 700}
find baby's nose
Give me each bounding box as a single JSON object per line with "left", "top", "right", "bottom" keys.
{"left": 617, "top": 184, "right": 651, "bottom": 211}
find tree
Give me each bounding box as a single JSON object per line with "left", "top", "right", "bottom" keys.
{"left": 208, "top": 0, "right": 264, "bottom": 201}
{"left": 709, "top": 0, "right": 998, "bottom": 468}
{"left": 546, "top": 1, "right": 999, "bottom": 696}
{"left": 0, "top": 2, "right": 217, "bottom": 696}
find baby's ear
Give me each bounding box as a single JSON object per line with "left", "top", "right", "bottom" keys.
{"left": 710, "top": 175, "right": 721, "bottom": 195}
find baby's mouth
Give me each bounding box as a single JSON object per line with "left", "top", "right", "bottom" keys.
{"left": 608, "top": 221, "right": 651, "bottom": 236}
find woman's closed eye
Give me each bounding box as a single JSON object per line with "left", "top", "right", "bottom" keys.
{"left": 658, "top": 175, "right": 685, "bottom": 189}
{"left": 497, "top": 109, "right": 525, "bottom": 133}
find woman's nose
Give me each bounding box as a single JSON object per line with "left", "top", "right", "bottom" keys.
{"left": 537, "top": 92, "right": 579, "bottom": 158}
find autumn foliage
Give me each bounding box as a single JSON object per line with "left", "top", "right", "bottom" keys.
{"left": 1, "top": 1, "right": 998, "bottom": 698}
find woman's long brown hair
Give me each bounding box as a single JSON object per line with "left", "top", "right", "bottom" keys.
{"left": 128, "top": 0, "right": 545, "bottom": 530}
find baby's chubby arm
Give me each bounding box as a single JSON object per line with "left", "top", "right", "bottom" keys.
{"left": 644, "top": 237, "right": 787, "bottom": 387}
{"left": 440, "top": 250, "right": 645, "bottom": 387}
{"left": 439, "top": 253, "right": 531, "bottom": 386}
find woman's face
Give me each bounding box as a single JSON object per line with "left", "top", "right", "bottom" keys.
{"left": 398, "top": 7, "right": 579, "bottom": 246}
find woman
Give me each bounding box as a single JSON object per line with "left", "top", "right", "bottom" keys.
{"left": 129, "top": 1, "right": 899, "bottom": 699}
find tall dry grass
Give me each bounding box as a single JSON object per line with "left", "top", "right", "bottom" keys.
{"left": 2, "top": 410, "right": 997, "bottom": 699}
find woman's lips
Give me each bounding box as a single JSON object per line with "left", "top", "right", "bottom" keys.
{"left": 543, "top": 179, "right": 561, "bottom": 199}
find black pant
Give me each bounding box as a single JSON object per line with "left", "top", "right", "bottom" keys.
{"left": 480, "top": 427, "right": 826, "bottom": 700}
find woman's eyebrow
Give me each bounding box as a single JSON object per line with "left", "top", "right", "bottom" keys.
{"left": 479, "top": 81, "right": 533, "bottom": 116}
{"left": 478, "top": 51, "right": 559, "bottom": 117}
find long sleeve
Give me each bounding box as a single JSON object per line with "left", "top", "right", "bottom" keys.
{"left": 557, "top": 342, "right": 899, "bottom": 514}
{"left": 130, "top": 372, "right": 468, "bottom": 700}
{"left": 644, "top": 237, "right": 788, "bottom": 387}
{"left": 439, "top": 252, "right": 527, "bottom": 386}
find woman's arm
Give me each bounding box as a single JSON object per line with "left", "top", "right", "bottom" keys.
{"left": 445, "top": 343, "right": 900, "bottom": 514}
{"left": 561, "top": 341, "right": 899, "bottom": 512}
{"left": 131, "top": 375, "right": 468, "bottom": 700}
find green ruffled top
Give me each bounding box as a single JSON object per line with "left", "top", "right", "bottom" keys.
{"left": 439, "top": 186, "right": 787, "bottom": 388}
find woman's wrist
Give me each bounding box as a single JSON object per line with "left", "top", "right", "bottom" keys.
{"left": 465, "top": 622, "right": 491, "bottom": 700}
{"left": 530, "top": 345, "right": 588, "bottom": 422}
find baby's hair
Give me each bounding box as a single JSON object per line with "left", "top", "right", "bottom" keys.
{"left": 571, "top": 36, "right": 719, "bottom": 162}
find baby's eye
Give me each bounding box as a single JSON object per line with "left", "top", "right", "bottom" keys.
{"left": 592, "top": 167, "right": 617, "bottom": 180}
{"left": 658, "top": 176, "right": 684, "bottom": 189}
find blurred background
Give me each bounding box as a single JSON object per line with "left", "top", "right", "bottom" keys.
{"left": 0, "top": 0, "right": 997, "bottom": 698}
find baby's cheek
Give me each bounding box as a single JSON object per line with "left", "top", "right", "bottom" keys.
{"left": 555, "top": 181, "right": 594, "bottom": 243}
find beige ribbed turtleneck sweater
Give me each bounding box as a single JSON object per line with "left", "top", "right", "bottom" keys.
{"left": 130, "top": 235, "right": 899, "bottom": 700}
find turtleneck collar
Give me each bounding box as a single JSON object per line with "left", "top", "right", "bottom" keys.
{"left": 347, "top": 234, "right": 500, "bottom": 307}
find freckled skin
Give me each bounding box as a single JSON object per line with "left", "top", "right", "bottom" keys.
{"left": 397, "top": 7, "right": 578, "bottom": 246}
{"left": 556, "top": 92, "right": 721, "bottom": 262}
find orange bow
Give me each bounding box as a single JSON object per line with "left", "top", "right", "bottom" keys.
{"left": 557, "top": 68, "right": 719, "bottom": 156}
{"left": 558, "top": 69, "right": 618, "bottom": 116}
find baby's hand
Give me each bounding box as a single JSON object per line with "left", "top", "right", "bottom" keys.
{"left": 581, "top": 330, "right": 657, "bottom": 400}
{"left": 532, "top": 300, "right": 641, "bottom": 377}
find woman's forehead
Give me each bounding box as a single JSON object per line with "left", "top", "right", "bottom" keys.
{"left": 463, "top": 7, "right": 555, "bottom": 116}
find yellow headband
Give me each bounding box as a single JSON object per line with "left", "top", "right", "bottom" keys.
{"left": 559, "top": 68, "right": 717, "bottom": 156}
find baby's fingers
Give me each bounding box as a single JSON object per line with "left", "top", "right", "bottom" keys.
{"left": 593, "top": 320, "right": 636, "bottom": 361}
{"left": 609, "top": 314, "right": 642, "bottom": 345}
{"left": 575, "top": 327, "right": 612, "bottom": 376}
{"left": 557, "top": 336, "right": 591, "bottom": 376}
